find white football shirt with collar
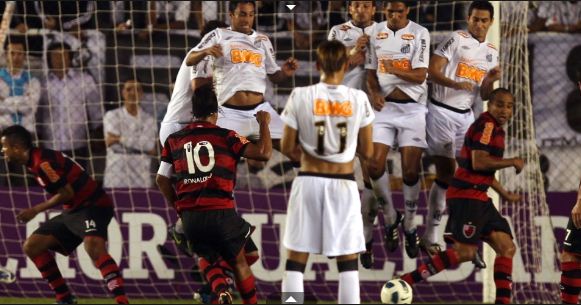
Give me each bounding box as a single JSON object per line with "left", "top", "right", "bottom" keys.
{"left": 281, "top": 82, "right": 375, "bottom": 163}
{"left": 365, "top": 20, "right": 430, "bottom": 104}
{"left": 192, "top": 27, "right": 281, "bottom": 105}
{"left": 431, "top": 30, "right": 499, "bottom": 110}
{"left": 328, "top": 20, "right": 376, "bottom": 90}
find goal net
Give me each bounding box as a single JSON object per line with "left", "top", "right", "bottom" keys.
{"left": 0, "top": 1, "right": 564, "bottom": 303}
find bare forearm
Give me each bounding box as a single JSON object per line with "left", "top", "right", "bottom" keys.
{"left": 256, "top": 122, "right": 272, "bottom": 160}
{"left": 429, "top": 70, "right": 458, "bottom": 88}
{"left": 474, "top": 157, "right": 515, "bottom": 172}
{"left": 391, "top": 69, "right": 426, "bottom": 84}
{"left": 269, "top": 70, "right": 288, "bottom": 84}
{"left": 480, "top": 78, "right": 494, "bottom": 100}
{"left": 35, "top": 187, "right": 74, "bottom": 213}
{"left": 366, "top": 70, "right": 382, "bottom": 96}
{"left": 491, "top": 178, "right": 509, "bottom": 198}
{"left": 186, "top": 51, "right": 207, "bottom": 66}
{"left": 156, "top": 175, "right": 177, "bottom": 207}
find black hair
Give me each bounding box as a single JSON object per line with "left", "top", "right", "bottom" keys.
{"left": 228, "top": 1, "right": 256, "bottom": 13}
{"left": 1, "top": 125, "right": 33, "bottom": 149}
{"left": 348, "top": 1, "right": 376, "bottom": 7}
{"left": 383, "top": 0, "right": 412, "bottom": 8}
{"left": 468, "top": 1, "right": 494, "bottom": 19}
{"left": 488, "top": 87, "right": 512, "bottom": 103}
{"left": 46, "top": 41, "right": 72, "bottom": 69}
{"left": 4, "top": 35, "right": 26, "bottom": 51}
{"left": 201, "top": 20, "right": 229, "bottom": 37}
{"left": 576, "top": 62, "right": 581, "bottom": 83}
{"left": 191, "top": 85, "right": 218, "bottom": 119}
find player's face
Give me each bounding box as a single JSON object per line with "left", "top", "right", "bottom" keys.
{"left": 467, "top": 9, "right": 493, "bottom": 41}
{"left": 230, "top": 3, "right": 255, "bottom": 34}
{"left": 488, "top": 93, "right": 514, "bottom": 125}
{"left": 7, "top": 43, "right": 25, "bottom": 70}
{"left": 122, "top": 81, "right": 143, "bottom": 104}
{"left": 1, "top": 137, "right": 25, "bottom": 165}
{"left": 385, "top": 2, "right": 409, "bottom": 29}
{"left": 49, "top": 48, "right": 71, "bottom": 72}
{"left": 349, "top": 1, "right": 375, "bottom": 26}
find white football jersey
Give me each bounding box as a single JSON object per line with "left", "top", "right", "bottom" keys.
{"left": 281, "top": 82, "right": 375, "bottom": 163}
{"left": 432, "top": 30, "right": 499, "bottom": 110}
{"left": 365, "top": 21, "right": 430, "bottom": 104}
{"left": 162, "top": 53, "right": 195, "bottom": 124}
{"left": 192, "top": 27, "right": 281, "bottom": 105}
{"left": 328, "top": 20, "right": 376, "bottom": 90}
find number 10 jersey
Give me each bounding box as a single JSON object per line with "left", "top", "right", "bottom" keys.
{"left": 160, "top": 121, "right": 250, "bottom": 213}
{"left": 281, "top": 83, "right": 375, "bottom": 163}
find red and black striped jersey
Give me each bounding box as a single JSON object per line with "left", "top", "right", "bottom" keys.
{"left": 26, "top": 148, "right": 113, "bottom": 211}
{"left": 447, "top": 112, "right": 505, "bottom": 201}
{"left": 160, "top": 121, "right": 250, "bottom": 213}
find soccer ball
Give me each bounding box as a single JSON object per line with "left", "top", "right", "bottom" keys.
{"left": 380, "top": 279, "right": 413, "bottom": 304}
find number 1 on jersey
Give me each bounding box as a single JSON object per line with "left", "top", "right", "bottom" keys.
{"left": 315, "top": 121, "right": 348, "bottom": 155}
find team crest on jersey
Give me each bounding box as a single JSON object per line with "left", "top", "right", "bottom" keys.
{"left": 463, "top": 224, "right": 476, "bottom": 238}
{"left": 376, "top": 32, "right": 389, "bottom": 40}
{"left": 486, "top": 54, "right": 493, "bottom": 62}
{"left": 401, "top": 44, "right": 410, "bottom": 54}
{"left": 401, "top": 33, "right": 415, "bottom": 40}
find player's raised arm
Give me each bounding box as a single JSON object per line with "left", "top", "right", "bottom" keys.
{"left": 186, "top": 44, "right": 223, "bottom": 66}
{"left": 241, "top": 111, "right": 272, "bottom": 161}
{"left": 571, "top": 181, "right": 581, "bottom": 228}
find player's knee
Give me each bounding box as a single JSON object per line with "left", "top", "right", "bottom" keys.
{"left": 83, "top": 237, "right": 107, "bottom": 261}
{"left": 454, "top": 244, "right": 477, "bottom": 262}
{"left": 500, "top": 241, "right": 516, "bottom": 258}
{"left": 402, "top": 170, "right": 419, "bottom": 185}
{"left": 22, "top": 239, "right": 40, "bottom": 258}
{"left": 367, "top": 159, "right": 385, "bottom": 179}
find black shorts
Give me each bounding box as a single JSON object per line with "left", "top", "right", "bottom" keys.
{"left": 444, "top": 198, "right": 513, "bottom": 245}
{"left": 34, "top": 205, "right": 114, "bottom": 255}
{"left": 181, "top": 209, "right": 253, "bottom": 263}
{"left": 563, "top": 216, "right": 581, "bottom": 254}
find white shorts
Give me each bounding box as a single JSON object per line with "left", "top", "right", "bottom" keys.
{"left": 217, "top": 102, "right": 283, "bottom": 140}
{"left": 426, "top": 102, "right": 474, "bottom": 158}
{"left": 283, "top": 173, "right": 365, "bottom": 257}
{"left": 372, "top": 101, "right": 428, "bottom": 148}
{"left": 159, "top": 122, "right": 188, "bottom": 146}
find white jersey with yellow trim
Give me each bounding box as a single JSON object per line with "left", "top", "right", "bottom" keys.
{"left": 280, "top": 82, "right": 375, "bottom": 163}
{"left": 365, "top": 20, "right": 430, "bottom": 104}
{"left": 328, "top": 20, "right": 376, "bottom": 90}
{"left": 432, "top": 30, "right": 499, "bottom": 110}
{"left": 192, "top": 27, "right": 281, "bottom": 105}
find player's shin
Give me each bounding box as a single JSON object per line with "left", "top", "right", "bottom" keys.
{"left": 400, "top": 249, "right": 459, "bottom": 285}
{"left": 424, "top": 180, "right": 447, "bottom": 244}
{"left": 494, "top": 256, "right": 513, "bottom": 304}
{"left": 199, "top": 257, "right": 230, "bottom": 296}
{"left": 337, "top": 259, "right": 360, "bottom": 304}
{"left": 282, "top": 260, "right": 306, "bottom": 301}
{"left": 402, "top": 179, "right": 420, "bottom": 232}
{"left": 370, "top": 172, "right": 396, "bottom": 224}
{"left": 32, "top": 252, "right": 72, "bottom": 302}
{"left": 560, "top": 261, "right": 581, "bottom": 304}
{"left": 94, "top": 254, "right": 128, "bottom": 304}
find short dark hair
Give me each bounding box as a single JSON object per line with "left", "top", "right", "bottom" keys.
{"left": 576, "top": 62, "right": 581, "bottom": 83}
{"left": 383, "top": 0, "right": 412, "bottom": 8}
{"left": 316, "top": 40, "right": 349, "bottom": 76}
{"left": 46, "top": 41, "right": 72, "bottom": 69}
{"left": 191, "top": 85, "right": 218, "bottom": 118}
{"left": 5, "top": 35, "right": 26, "bottom": 51}
{"left": 201, "top": 20, "right": 229, "bottom": 37}
{"left": 229, "top": 1, "right": 255, "bottom": 13}
{"left": 348, "top": 1, "right": 376, "bottom": 7}
{"left": 1, "top": 125, "right": 33, "bottom": 149}
{"left": 468, "top": 1, "right": 494, "bottom": 19}
{"left": 488, "top": 87, "right": 512, "bottom": 103}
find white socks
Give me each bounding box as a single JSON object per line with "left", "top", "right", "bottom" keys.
{"left": 402, "top": 180, "right": 420, "bottom": 232}
{"left": 425, "top": 182, "right": 447, "bottom": 244}
{"left": 370, "top": 172, "right": 397, "bottom": 225}
{"left": 338, "top": 271, "right": 360, "bottom": 304}
{"left": 361, "top": 187, "right": 378, "bottom": 243}
{"left": 282, "top": 271, "right": 304, "bottom": 294}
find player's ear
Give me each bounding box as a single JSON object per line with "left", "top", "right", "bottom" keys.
{"left": 315, "top": 61, "right": 321, "bottom": 72}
